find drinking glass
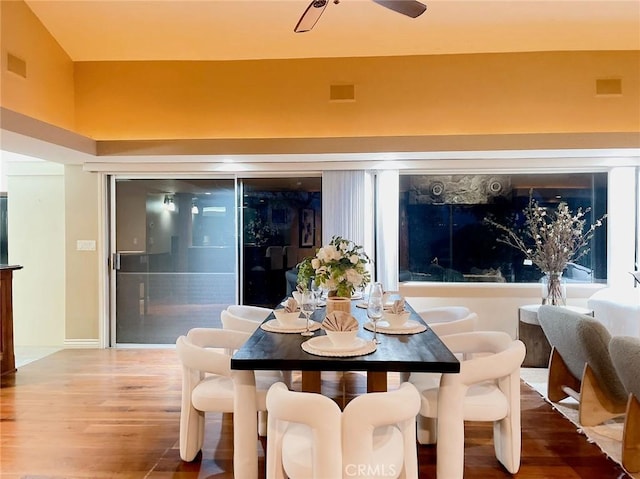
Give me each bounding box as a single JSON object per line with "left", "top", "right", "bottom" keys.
{"left": 367, "top": 282, "right": 384, "bottom": 344}
{"left": 300, "top": 290, "right": 315, "bottom": 337}
{"left": 310, "top": 279, "right": 321, "bottom": 309}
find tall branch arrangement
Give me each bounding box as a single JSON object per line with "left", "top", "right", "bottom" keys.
{"left": 485, "top": 193, "right": 606, "bottom": 274}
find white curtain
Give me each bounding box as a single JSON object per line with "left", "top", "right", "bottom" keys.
{"left": 608, "top": 167, "right": 637, "bottom": 289}
{"left": 321, "top": 170, "right": 375, "bottom": 275}
{"left": 376, "top": 170, "right": 399, "bottom": 291}
{"left": 322, "top": 169, "right": 399, "bottom": 289}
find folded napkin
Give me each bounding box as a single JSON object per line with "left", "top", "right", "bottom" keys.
{"left": 321, "top": 311, "right": 359, "bottom": 332}
{"left": 282, "top": 298, "right": 299, "bottom": 313}
{"left": 389, "top": 298, "right": 407, "bottom": 314}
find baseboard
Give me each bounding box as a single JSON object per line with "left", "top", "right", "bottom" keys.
{"left": 63, "top": 339, "right": 101, "bottom": 348}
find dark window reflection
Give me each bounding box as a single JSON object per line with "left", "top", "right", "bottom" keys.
{"left": 241, "top": 178, "right": 321, "bottom": 307}
{"left": 399, "top": 173, "right": 607, "bottom": 284}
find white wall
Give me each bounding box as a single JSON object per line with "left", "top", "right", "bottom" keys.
{"left": 7, "top": 154, "right": 65, "bottom": 347}
{"left": 400, "top": 282, "right": 605, "bottom": 338}
{"left": 3, "top": 147, "right": 637, "bottom": 349}
{"left": 0, "top": 152, "right": 8, "bottom": 192}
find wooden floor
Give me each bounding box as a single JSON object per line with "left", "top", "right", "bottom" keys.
{"left": 0, "top": 349, "right": 631, "bottom": 479}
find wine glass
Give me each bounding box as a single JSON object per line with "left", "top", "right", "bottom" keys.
{"left": 310, "top": 279, "right": 321, "bottom": 309}
{"left": 300, "top": 290, "right": 315, "bottom": 337}
{"left": 367, "top": 282, "right": 384, "bottom": 344}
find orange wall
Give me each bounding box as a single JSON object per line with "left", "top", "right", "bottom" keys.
{"left": 0, "top": 0, "right": 75, "bottom": 131}
{"left": 73, "top": 51, "right": 639, "bottom": 141}
{"left": 2, "top": 0, "right": 638, "bottom": 142}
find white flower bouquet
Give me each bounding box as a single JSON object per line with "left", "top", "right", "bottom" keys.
{"left": 297, "top": 236, "right": 371, "bottom": 297}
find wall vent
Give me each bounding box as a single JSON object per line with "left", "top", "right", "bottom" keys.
{"left": 595, "top": 78, "right": 622, "bottom": 96}
{"left": 329, "top": 84, "right": 355, "bottom": 102}
{"left": 7, "top": 53, "right": 27, "bottom": 78}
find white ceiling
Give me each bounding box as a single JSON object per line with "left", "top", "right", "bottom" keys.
{"left": 24, "top": 0, "right": 640, "bottom": 62}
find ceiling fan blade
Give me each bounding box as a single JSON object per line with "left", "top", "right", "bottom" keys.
{"left": 294, "top": 0, "right": 330, "bottom": 33}
{"left": 372, "top": 0, "right": 427, "bottom": 18}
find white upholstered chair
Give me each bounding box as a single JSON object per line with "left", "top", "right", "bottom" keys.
{"left": 416, "top": 306, "right": 471, "bottom": 321}
{"left": 221, "top": 308, "right": 262, "bottom": 334}
{"left": 176, "top": 327, "right": 283, "bottom": 462}
{"left": 401, "top": 306, "right": 477, "bottom": 384}
{"left": 221, "top": 308, "right": 293, "bottom": 388}
{"left": 342, "top": 382, "right": 422, "bottom": 479}
{"left": 417, "top": 306, "right": 477, "bottom": 337}
{"left": 227, "top": 304, "right": 273, "bottom": 322}
{"left": 609, "top": 335, "right": 640, "bottom": 473}
{"left": 265, "top": 382, "right": 421, "bottom": 479}
{"left": 413, "top": 331, "right": 525, "bottom": 478}
{"left": 265, "top": 382, "right": 342, "bottom": 479}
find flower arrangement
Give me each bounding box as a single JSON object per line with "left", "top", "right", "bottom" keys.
{"left": 485, "top": 192, "right": 606, "bottom": 304}
{"left": 297, "top": 235, "right": 371, "bottom": 297}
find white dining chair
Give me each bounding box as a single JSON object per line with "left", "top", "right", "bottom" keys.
{"left": 401, "top": 306, "right": 477, "bottom": 385}
{"left": 342, "top": 382, "right": 421, "bottom": 479}
{"left": 266, "top": 382, "right": 343, "bottom": 479}
{"left": 227, "top": 304, "right": 273, "bottom": 322}
{"left": 417, "top": 306, "right": 477, "bottom": 337}
{"left": 221, "top": 308, "right": 262, "bottom": 334}
{"left": 221, "top": 308, "right": 293, "bottom": 388}
{"left": 412, "top": 331, "right": 525, "bottom": 478}
{"left": 176, "top": 327, "right": 283, "bottom": 462}
{"left": 265, "top": 382, "right": 421, "bottom": 479}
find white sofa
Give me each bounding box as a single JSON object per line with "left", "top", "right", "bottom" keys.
{"left": 587, "top": 287, "right": 640, "bottom": 337}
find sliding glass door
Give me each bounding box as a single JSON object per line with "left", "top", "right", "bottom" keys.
{"left": 240, "top": 178, "right": 322, "bottom": 307}
{"left": 110, "top": 178, "right": 237, "bottom": 345}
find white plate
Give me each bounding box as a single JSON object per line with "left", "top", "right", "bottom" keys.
{"left": 301, "top": 336, "right": 377, "bottom": 357}
{"left": 261, "top": 318, "right": 321, "bottom": 333}
{"left": 306, "top": 335, "right": 367, "bottom": 352}
{"left": 281, "top": 299, "right": 326, "bottom": 307}
{"left": 364, "top": 320, "right": 427, "bottom": 335}
{"left": 356, "top": 301, "right": 395, "bottom": 310}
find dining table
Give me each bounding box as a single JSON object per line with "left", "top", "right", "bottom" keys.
{"left": 229, "top": 297, "right": 460, "bottom": 479}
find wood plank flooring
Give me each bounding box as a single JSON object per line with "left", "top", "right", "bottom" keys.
{"left": 0, "top": 348, "right": 631, "bottom": 478}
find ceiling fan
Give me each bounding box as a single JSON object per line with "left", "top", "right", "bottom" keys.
{"left": 294, "top": 0, "right": 427, "bottom": 33}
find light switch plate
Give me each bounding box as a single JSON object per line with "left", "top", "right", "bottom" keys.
{"left": 76, "top": 240, "right": 96, "bottom": 251}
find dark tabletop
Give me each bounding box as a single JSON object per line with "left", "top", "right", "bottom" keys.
{"left": 231, "top": 299, "right": 460, "bottom": 374}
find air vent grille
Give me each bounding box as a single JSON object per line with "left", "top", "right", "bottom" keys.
{"left": 7, "top": 53, "right": 27, "bottom": 78}
{"left": 329, "top": 84, "right": 355, "bottom": 102}
{"left": 595, "top": 78, "right": 622, "bottom": 96}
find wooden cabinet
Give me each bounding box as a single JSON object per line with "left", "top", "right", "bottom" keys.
{"left": 1, "top": 265, "right": 22, "bottom": 376}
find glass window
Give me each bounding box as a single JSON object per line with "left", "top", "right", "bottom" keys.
{"left": 241, "top": 178, "right": 321, "bottom": 306}
{"left": 114, "top": 178, "right": 236, "bottom": 344}
{"left": 399, "top": 173, "right": 607, "bottom": 284}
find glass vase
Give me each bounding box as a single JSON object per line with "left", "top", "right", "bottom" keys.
{"left": 541, "top": 271, "right": 566, "bottom": 306}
